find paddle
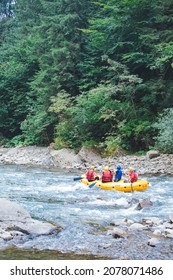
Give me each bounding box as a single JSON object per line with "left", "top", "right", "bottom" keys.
{"left": 88, "top": 182, "right": 97, "bottom": 188}
{"left": 73, "top": 176, "right": 83, "bottom": 181}
{"left": 130, "top": 182, "right": 134, "bottom": 192}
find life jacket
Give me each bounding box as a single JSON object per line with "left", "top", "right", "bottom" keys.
{"left": 133, "top": 171, "right": 138, "bottom": 182}
{"left": 129, "top": 171, "right": 138, "bottom": 182}
{"left": 102, "top": 170, "right": 113, "bottom": 182}
{"left": 86, "top": 170, "right": 95, "bottom": 181}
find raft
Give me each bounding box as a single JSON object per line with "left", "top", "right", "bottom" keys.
{"left": 81, "top": 178, "right": 149, "bottom": 192}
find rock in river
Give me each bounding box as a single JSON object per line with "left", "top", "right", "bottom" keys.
{"left": 0, "top": 198, "right": 59, "bottom": 243}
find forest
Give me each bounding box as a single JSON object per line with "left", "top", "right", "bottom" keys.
{"left": 0, "top": 0, "right": 173, "bottom": 154}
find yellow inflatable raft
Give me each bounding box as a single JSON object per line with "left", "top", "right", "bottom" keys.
{"left": 81, "top": 178, "right": 149, "bottom": 192}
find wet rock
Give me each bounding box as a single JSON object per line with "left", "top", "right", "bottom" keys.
{"left": 111, "top": 227, "right": 127, "bottom": 238}
{"left": 0, "top": 198, "right": 30, "bottom": 221}
{"left": 135, "top": 198, "right": 153, "bottom": 210}
{"left": 169, "top": 215, "right": 173, "bottom": 223}
{"left": 142, "top": 217, "right": 163, "bottom": 225}
{"left": 110, "top": 221, "right": 120, "bottom": 227}
{"left": 102, "top": 243, "right": 112, "bottom": 249}
{"left": 0, "top": 231, "right": 13, "bottom": 241}
{"left": 164, "top": 229, "right": 173, "bottom": 238}
{"left": 152, "top": 230, "right": 162, "bottom": 237}
{"left": 164, "top": 222, "right": 173, "bottom": 229}
{"left": 122, "top": 218, "right": 135, "bottom": 225}
{"left": 128, "top": 223, "right": 148, "bottom": 231}
{"left": 0, "top": 198, "right": 59, "bottom": 244}
{"left": 148, "top": 237, "right": 160, "bottom": 247}
{"left": 8, "top": 230, "right": 26, "bottom": 237}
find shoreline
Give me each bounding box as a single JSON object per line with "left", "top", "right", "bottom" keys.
{"left": 0, "top": 145, "right": 173, "bottom": 176}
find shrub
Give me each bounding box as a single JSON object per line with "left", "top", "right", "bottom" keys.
{"left": 153, "top": 108, "right": 173, "bottom": 153}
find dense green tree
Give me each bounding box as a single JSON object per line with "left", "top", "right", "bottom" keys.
{"left": 0, "top": 0, "right": 42, "bottom": 141}
{"left": 0, "top": 0, "right": 172, "bottom": 152}
{"left": 20, "top": 0, "right": 96, "bottom": 145}
{"left": 79, "top": 0, "right": 173, "bottom": 151}
{"left": 153, "top": 108, "right": 173, "bottom": 153}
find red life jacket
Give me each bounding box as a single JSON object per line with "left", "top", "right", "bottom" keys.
{"left": 86, "top": 170, "right": 95, "bottom": 181}
{"left": 129, "top": 171, "right": 138, "bottom": 182}
{"left": 102, "top": 170, "right": 113, "bottom": 182}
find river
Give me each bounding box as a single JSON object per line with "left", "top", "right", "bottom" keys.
{"left": 0, "top": 164, "right": 173, "bottom": 260}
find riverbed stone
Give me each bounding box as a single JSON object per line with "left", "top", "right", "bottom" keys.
{"left": 135, "top": 198, "right": 153, "bottom": 210}
{"left": 0, "top": 231, "right": 13, "bottom": 241}
{"left": 152, "top": 229, "right": 162, "bottom": 237}
{"left": 0, "top": 146, "right": 173, "bottom": 175}
{"left": 111, "top": 227, "right": 128, "bottom": 238}
{"left": 128, "top": 223, "right": 148, "bottom": 231}
{"left": 142, "top": 217, "right": 163, "bottom": 225}
{"left": 0, "top": 198, "right": 58, "bottom": 241}
{"left": 164, "top": 222, "right": 173, "bottom": 229}
{"left": 147, "top": 237, "right": 160, "bottom": 247}
{"left": 164, "top": 229, "right": 173, "bottom": 238}
{"left": 169, "top": 215, "right": 173, "bottom": 223}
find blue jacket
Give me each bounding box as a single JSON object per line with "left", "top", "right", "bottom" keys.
{"left": 114, "top": 170, "right": 122, "bottom": 182}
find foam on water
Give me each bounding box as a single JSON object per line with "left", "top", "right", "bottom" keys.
{"left": 1, "top": 165, "right": 173, "bottom": 256}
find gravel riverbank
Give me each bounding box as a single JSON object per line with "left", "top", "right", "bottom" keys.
{"left": 0, "top": 146, "right": 173, "bottom": 176}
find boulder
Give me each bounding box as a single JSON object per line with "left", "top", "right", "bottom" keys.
{"left": 164, "top": 229, "right": 173, "bottom": 238}
{"left": 50, "top": 148, "right": 82, "bottom": 168}
{"left": 146, "top": 150, "right": 160, "bottom": 159}
{"left": 142, "top": 217, "right": 163, "bottom": 225}
{"left": 0, "top": 198, "right": 30, "bottom": 221}
{"left": 152, "top": 229, "right": 162, "bottom": 237}
{"left": 0, "top": 199, "right": 58, "bottom": 242}
{"left": 128, "top": 223, "right": 148, "bottom": 231}
{"left": 135, "top": 198, "right": 153, "bottom": 210}
{"left": 78, "top": 147, "right": 102, "bottom": 164}
{"left": 111, "top": 227, "right": 127, "bottom": 238}
{"left": 0, "top": 146, "right": 54, "bottom": 167}
{"left": 147, "top": 237, "right": 160, "bottom": 247}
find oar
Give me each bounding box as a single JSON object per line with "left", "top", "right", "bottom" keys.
{"left": 73, "top": 176, "right": 83, "bottom": 181}
{"left": 88, "top": 182, "right": 97, "bottom": 188}
{"left": 130, "top": 182, "right": 134, "bottom": 192}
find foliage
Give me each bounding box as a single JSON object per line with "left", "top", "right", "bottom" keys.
{"left": 0, "top": 0, "right": 173, "bottom": 153}
{"left": 153, "top": 108, "right": 173, "bottom": 153}
{"left": 99, "top": 135, "right": 121, "bottom": 157}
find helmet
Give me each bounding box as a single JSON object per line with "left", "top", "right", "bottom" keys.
{"left": 117, "top": 165, "right": 121, "bottom": 170}
{"left": 90, "top": 166, "right": 95, "bottom": 170}
{"left": 104, "top": 166, "right": 109, "bottom": 171}
{"left": 129, "top": 167, "right": 133, "bottom": 171}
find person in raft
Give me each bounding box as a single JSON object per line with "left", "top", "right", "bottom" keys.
{"left": 101, "top": 166, "right": 113, "bottom": 183}
{"left": 114, "top": 165, "right": 123, "bottom": 182}
{"left": 86, "top": 166, "right": 99, "bottom": 182}
{"left": 127, "top": 167, "right": 138, "bottom": 183}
